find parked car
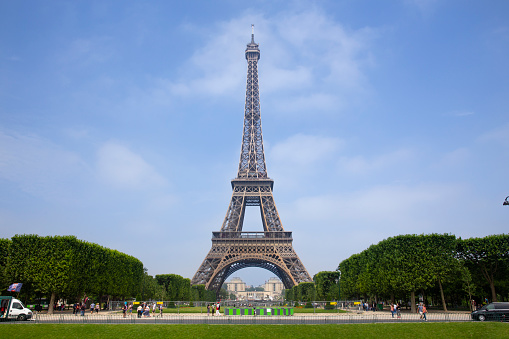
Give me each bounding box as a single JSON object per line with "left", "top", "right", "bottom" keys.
{"left": 0, "top": 296, "right": 33, "bottom": 321}
{"left": 471, "top": 302, "right": 509, "bottom": 321}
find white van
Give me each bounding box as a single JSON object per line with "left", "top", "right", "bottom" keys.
{"left": 0, "top": 296, "right": 33, "bottom": 321}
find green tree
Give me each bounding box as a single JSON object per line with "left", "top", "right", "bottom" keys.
{"left": 156, "top": 274, "right": 190, "bottom": 300}
{"left": 456, "top": 234, "right": 509, "bottom": 302}
{"left": 314, "top": 271, "right": 339, "bottom": 301}
{"left": 297, "top": 282, "right": 316, "bottom": 302}
{"left": 0, "top": 238, "right": 11, "bottom": 292}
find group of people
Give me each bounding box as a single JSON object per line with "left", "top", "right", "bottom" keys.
{"left": 206, "top": 302, "right": 222, "bottom": 316}
{"left": 121, "top": 302, "right": 163, "bottom": 318}
{"left": 389, "top": 303, "right": 427, "bottom": 320}
{"left": 72, "top": 302, "right": 99, "bottom": 316}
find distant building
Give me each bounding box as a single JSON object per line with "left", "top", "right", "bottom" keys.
{"left": 226, "top": 277, "right": 246, "bottom": 293}
{"left": 226, "top": 277, "right": 284, "bottom": 301}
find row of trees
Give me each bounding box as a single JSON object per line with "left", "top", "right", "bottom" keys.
{"left": 1, "top": 235, "right": 144, "bottom": 314}
{"left": 284, "top": 271, "right": 340, "bottom": 302}
{"left": 154, "top": 274, "right": 216, "bottom": 302}
{"left": 338, "top": 233, "right": 509, "bottom": 312}
{"left": 0, "top": 235, "right": 219, "bottom": 313}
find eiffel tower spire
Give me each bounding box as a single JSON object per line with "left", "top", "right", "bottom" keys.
{"left": 238, "top": 24, "right": 267, "bottom": 179}
{"left": 191, "top": 28, "right": 312, "bottom": 293}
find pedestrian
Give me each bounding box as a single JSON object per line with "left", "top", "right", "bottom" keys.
{"left": 390, "top": 304, "right": 394, "bottom": 318}
{"left": 152, "top": 302, "right": 156, "bottom": 316}
{"left": 207, "top": 304, "right": 210, "bottom": 316}
{"left": 422, "top": 304, "right": 427, "bottom": 321}
{"left": 396, "top": 303, "right": 401, "bottom": 319}
{"left": 418, "top": 303, "right": 424, "bottom": 320}
{"left": 80, "top": 303, "right": 85, "bottom": 316}
{"left": 215, "top": 302, "right": 221, "bottom": 316}
{"left": 95, "top": 303, "right": 100, "bottom": 313}
{"left": 90, "top": 302, "right": 95, "bottom": 315}
{"left": 137, "top": 304, "right": 142, "bottom": 318}
{"left": 129, "top": 303, "right": 133, "bottom": 316}
{"left": 122, "top": 303, "right": 127, "bottom": 318}
{"left": 159, "top": 303, "right": 163, "bottom": 317}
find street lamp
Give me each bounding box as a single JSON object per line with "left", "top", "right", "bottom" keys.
{"left": 504, "top": 196, "right": 509, "bottom": 206}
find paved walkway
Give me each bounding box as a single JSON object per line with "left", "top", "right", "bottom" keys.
{"left": 28, "top": 310, "right": 472, "bottom": 324}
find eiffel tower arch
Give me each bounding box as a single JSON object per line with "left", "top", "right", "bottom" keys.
{"left": 191, "top": 26, "right": 312, "bottom": 293}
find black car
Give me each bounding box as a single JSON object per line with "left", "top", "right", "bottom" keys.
{"left": 471, "top": 302, "right": 509, "bottom": 321}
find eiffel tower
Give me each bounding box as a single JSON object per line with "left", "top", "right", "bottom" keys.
{"left": 191, "top": 26, "right": 312, "bottom": 293}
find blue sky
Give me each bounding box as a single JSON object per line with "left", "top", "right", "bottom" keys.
{"left": 1, "top": 0, "right": 508, "bottom": 287}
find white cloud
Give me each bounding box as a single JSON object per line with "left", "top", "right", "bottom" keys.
{"left": 59, "top": 37, "right": 115, "bottom": 67}
{"left": 137, "top": 9, "right": 374, "bottom": 117}
{"left": 452, "top": 111, "right": 475, "bottom": 117}
{"left": 270, "top": 134, "right": 342, "bottom": 167}
{"left": 433, "top": 148, "right": 470, "bottom": 169}
{"left": 338, "top": 148, "right": 414, "bottom": 175}
{"left": 0, "top": 129, "right": 88, "bottom": 200}
{"left": 96, "top": 142, "right": 167, "bottom": 189}
{"left": 477, "top": 123, "right": 509, "bottom": 145}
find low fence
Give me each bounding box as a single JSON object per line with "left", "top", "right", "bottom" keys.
{"left": 28, "top": 312, "right": 473, "bottom": 324}
{"left": 107, "top": 300, "right": 364, "bottom": 313}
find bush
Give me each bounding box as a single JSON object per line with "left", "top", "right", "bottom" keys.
{"left": 324, "top": 302, "right": 335, "bottom": 310}
{"left": 305, "top": 302, "right": 313, "bottom": 308}
{"left": 168, "top": 302, "right": 176, "bottom": 308}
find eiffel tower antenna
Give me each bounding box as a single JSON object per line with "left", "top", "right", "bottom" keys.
{"left": 191, "top": 28, "right": 312, "bottom": 294}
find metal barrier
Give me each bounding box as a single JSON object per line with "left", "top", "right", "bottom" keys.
{"left": 30, "top": 312, "right": 473, "bottom": 324}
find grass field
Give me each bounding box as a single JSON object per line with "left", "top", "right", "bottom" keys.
{"left": 160, "top": 306, "right": 346, "bottom": 314}
{"left": 2, "top": 322, "right": 508, "bottom": 338}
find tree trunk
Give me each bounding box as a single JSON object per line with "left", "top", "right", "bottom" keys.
{"left": 410, "top": 291, "right": 416, "bottom": 313}
{"left": 438, "top": 278, "right": 448, "bottom": 312}
{"left": 489, "top": 280, "right": 497, "bottom": 302}
{"left": 390, "top": 293, "right": 394, "bottom": 305}
{"left": 48, "top": 292, "right": 56, "bottom": 315}
{"left": 480, "top": 263, "right": 498, "bottom": 302}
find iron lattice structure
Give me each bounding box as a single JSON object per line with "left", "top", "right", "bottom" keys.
{"left": 191, "top": 28, "right": 312, "bottom": 293}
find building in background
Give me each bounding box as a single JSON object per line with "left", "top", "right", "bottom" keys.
{"left": 226, "top": 277, "right": 284, "bottom": 301}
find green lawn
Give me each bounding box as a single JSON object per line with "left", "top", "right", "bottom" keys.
{"left": 154, "top": 306, "right": 346, "bottom": 314}
{"left": 2, "top": 323, "right": 508, "bottom": 338}
{"left": 162, "top": 306, "right": 211, "bottom": 313}
{"left": 293, "top": 307, "right": 347, "bottom": 313}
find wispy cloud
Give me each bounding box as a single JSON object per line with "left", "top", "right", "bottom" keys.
{"left": 0, "top": 129, "right": 88, "bottom": 201}
{"left": 270, "top": 134, "right": 342, "bottom": 167}
{"left": 477, "top": 123, "right": 509, "bottom": 145}
{"left": 136, "top": 9, "right": 375, "bottom": 117}
{"left": 96, "top": 141, "right": 167, "bottom": 189}
{"left": 338, "top": 148, "right": 415, "bottom": 175}
{"left": 451, "top": 110, "right": 475, "bottom": 117}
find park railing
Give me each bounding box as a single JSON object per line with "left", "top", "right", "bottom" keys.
{"left": 30, "top": 312, "right": 474, "bottom": 324}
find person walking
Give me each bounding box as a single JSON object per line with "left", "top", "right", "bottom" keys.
{"left": 215, "top": 302, "right": 221, "bottom": 316}
{"left": 422, "top": 304, "right": 427, "bottom": 321}
{"left": 90, "top": 302, "right": 95, "bottom": 315}
{"left": 418, "top": 303, "right": 424, "bottom": 320}
{"left": 207, "top": 304, "right": 210, "bottom": 316}
{"left": 159, "top": 303, "right": 163, "bottom": 317}
{"left": 390, "top": 304, "right": 394, "bottom": 318}
{"left": 137, "top": 304, "right": 142, "bottom": 318}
